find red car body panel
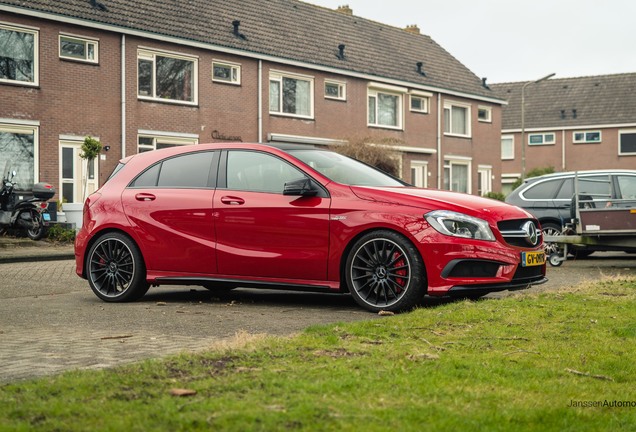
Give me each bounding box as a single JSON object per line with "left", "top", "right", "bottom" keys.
{"left": 75, "top": 143, "right": 546, "bottom": 302}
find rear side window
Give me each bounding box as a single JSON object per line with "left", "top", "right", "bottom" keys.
{"left": 130, "top": 151, "right": 217, "bottom": 188}
{"left": 555, "top": 178, "right": 573, "bottom": 199}
{"left": 578, "top": 175, "right": 611, "bottom": 198}
{"left": 523, "top": 179, "right": 563, "bottom": 200}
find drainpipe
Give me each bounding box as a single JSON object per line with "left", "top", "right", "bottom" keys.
{"left": 121, "top": 34, "right": 126, "bottom": 159}
{"left": 437, "top": 93, "right": 442, "bottom": 189}
{"left": 258, "top": 60, "right": 263, "bottom": 143}
{"left": 561, "top": 129, "right": 566, "bottom": 170}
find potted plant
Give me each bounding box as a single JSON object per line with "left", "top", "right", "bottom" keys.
{"left": 65, "top": 136, "right": 102, "bottom": 229}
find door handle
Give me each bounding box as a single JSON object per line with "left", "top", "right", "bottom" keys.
{"left": 135, "top": 193, "right": 156, "bottom": 201}
{"left": 220, "top": 196, "right": 245, "bottom": 205}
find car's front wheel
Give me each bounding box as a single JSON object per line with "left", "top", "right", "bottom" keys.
{"left": 86, "top": 232, "right": 149, "bottom": 302}
{"left": 345, "top": 230, "right": 426, "bottom": 313}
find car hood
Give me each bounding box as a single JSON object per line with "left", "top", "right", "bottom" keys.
{"left": 350, "top": 186, "right": 534, "bottom": 222}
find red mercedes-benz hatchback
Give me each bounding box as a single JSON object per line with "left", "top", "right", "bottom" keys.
{"left": 75, "top": 143, "right": 546, "bottom": 312}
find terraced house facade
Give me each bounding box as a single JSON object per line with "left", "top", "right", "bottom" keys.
{"left": 0, "top": 0, "right": 505, "bottom": 205}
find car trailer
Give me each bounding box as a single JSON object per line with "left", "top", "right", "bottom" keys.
{"left": 543, "top": 173, "right": 636, "bottom": 266}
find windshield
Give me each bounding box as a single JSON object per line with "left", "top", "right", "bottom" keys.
{"left": 288, "top": 149, "right": 405, "bottom": 187}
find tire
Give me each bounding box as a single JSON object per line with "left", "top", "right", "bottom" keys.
{"left": 548, "top": 252, "right": 563, "bottom": 267}
{"left": 26, "top": 209, "right": 45, "bottom": 240}
{"left": 541, "top": 223, "right": 562, "bottom": 256}
{"left": 345, "top": 230, "right": 426, "bottom": 313}
{"left": 86, "top": 232, "right": 149, "bottom": 302}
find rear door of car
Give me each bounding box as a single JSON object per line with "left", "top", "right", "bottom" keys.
{"left": 121, "top": 150, "right": 219, "bottom": 274}
{"left": 214, "top": 149, "right": 330, "bottom": 281}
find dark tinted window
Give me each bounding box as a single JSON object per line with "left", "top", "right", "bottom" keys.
{"left": 131, "top": 163, "right": 160, "bottom": 187}
{"left": 578, "top": 175, "right": 611, "bottom": 198}
{"left": 130, "top": 151, "right": 216, "bottom": 188}
{"left": 555, "top": 178, "right": 573, "bottom": 199}
{"left": 523, "top": 179, "right": 563, "bottom": 199}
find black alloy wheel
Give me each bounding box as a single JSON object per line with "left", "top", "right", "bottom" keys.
{"left": 86, "top": 232, "right": 149, "bottom": 302}
{"left": 346, "top": 230, "right": 426, "bottom": 313}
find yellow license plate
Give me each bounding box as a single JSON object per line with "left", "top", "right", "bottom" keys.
{"left": 521, "top": 251, "right": 545, "bottom": 267}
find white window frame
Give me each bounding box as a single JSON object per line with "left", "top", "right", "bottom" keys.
{"left": 137, "top": 48, "right": 198, "bottom": 105}
{"left": 269, "top": 70, "right": 314, "bottom": 119}
{"left": 0, "top": 22, "right": 39, "bottom": 86}
{"left": 501, "top": 135, "right": 514, "bottom": 160}
{"left": 410, "top": 95, "right": 429, "bottom": 114}
{"left": 59, "top": 138, "right": 99, "bottom": 203}
{"left": 212, "top": 60, "right": 241, "bottom": 85}
{"left": 410, "top": 161, "right": 428, "bottom": 187}
{"left": 619, "top": 129, "right": 636, "bottom": 156}
{"left": 528, "top": 132, "right": 555, "bottom": 146}
{"left": 443, "top": 157, "right": 472, "bottom": 193}
{"left": 573, "top": 130, "right": 601, "bottom": 144}
{"left": 477, "top": 105, "right": 492, "bottom": 123}
{"left": 324, "top": 80, "right": 346, "bottom": 101}
{"left": 477, "top": 165, "right": 492, "bottom": 196}
{"left": 0, "top": 121, "right": 40, "bottom": 187}
{"left": 137, "top": 132, "right": 198, "bottom": 153}
{"left": 443, "top": 101, "right": 471, "bottom": 138}
{"left": 367, "top": 84, "right": 404, "bottom": 130}
{"left": 59, "top": 34, "right": 98, "bottom": 63}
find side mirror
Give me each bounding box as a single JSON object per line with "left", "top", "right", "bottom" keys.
{"left": 283, "top": 177, "right": 318, "bottom": 197}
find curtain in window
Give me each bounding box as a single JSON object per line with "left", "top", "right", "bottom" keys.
{"left": 451, "top": 106, "right": 466, "bottom": 135}
{"left": 269, "top": 80, "right": 280, "bottom": 112}
{"left": 282, "top": 78, "right": 310, "bottom": 116}
{"left": 378, "top": 93, "right": 397, "bottom": 126}
{"left": 0, "top": 28, "right": 34, "bottom": 82}
{"left": 0, "top": 130, "right": 35, "bottom": 190}
{"left": 453, "top": 164, "right": 468, "bottom": 193}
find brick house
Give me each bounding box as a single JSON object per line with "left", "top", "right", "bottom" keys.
{"left": 1, "top": 0, "right": 505, "bottom": 205}
{"left": 492, "top": 73, "right": 636, "bottom": 195}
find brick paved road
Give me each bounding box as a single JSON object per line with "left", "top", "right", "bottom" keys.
{"left": 1, "top": 253, "right": 634, "bottom": 383}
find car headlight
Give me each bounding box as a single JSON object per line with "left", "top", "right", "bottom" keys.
{"left": 425, "top": 210, "right": 495, "bottom": 241}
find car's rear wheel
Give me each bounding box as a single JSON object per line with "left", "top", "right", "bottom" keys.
{"left": 345, "top": 230, "right": 426, "bottom": 313}
{"left": 86, "top": 232, "right": 149, "bottom": 302}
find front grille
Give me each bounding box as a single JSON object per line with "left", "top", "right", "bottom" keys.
{"left": 498, "top": 218, "right": 542, "bottom": 248}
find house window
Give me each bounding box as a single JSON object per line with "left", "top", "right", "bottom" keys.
{"left": 212, "top": 61, "right": 240, "bottom": 85}
{"left": 59, "top": 35, "right": 98, "bottom": 63}
{"left": 137, "top": 133, "right": 198, "bottom": 153}
{"left": 443, "top": 102, "right": 471, "bottom": 137}
{"left": 619, "top": 130, "right": 636, "bottom": 155}
{"left": 573, "top": 131, "right": 601, "bottom": 144}
{"left": 0, "top": 123, "right": 38, "bottom": 190}
{"left": 443, "top": 158, "right": 471, "bottom": 193}
{"left": 368, "top": 89, "right": 403, "bottom": 129}
{"left": 324, "top": 80, "right": 346, "bottom": 100}
{"left": 477, "top": 165, "right": 492, "bottom": 196}
{"left": 477, "top": 106, "right": 492, "bottom": 123}
{"left": 501, "top": 135, "right": 514, "bottom": 160}
{"left": 137, "top": 49, "right": 197, "bottom": 104}
{"left": 269, "top": 71, "right": 314, "bottom": 118}
{"left": 0, "top": 23, "right": 38, "bottom": 85}
{"left": 410, "top": 95, "right": 429, "bottom": 113}
{"left": 528, "top": 133, "right": 555, "bottom": 145}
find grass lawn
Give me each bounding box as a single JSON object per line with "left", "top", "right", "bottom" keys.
{"left": 1, "top": 278, "right": 635, "bottom": 431}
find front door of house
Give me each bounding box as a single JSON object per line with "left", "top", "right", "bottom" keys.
{"left": 60, "top": 141, "right": 98, "bottom": 204}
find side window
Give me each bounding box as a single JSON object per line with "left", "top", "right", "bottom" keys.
{"left": 130, "top": 151, "right": 216, "bottom": 188}
{"left": 226, "top": 151, "right": 305, "bottom": 193}
{"left": 616, "top": 175, "right": 636, "bottom": 200}
{"left": 555, "top": 178, "right": 573, "bottom": 199}
{"left": 578, "top": 175, "right": 611, "bottom": 198}
{"left": 523, "top": 179, "right": 563, "bottom": 200}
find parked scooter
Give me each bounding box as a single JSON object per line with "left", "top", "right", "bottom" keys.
{"left": 0, "top": 162, "right": 55, "bottom": 240}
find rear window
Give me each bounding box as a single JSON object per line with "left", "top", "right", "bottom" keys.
{"left": 523, "top": 179, "right": 563, "bottom": 200}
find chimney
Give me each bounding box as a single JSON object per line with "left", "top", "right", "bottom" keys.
{"left": 481, "top": 77, "right": 490, "bottom": 89}
{"left": 404, "top": 24, "right": 420, "bottom": 35}
{"left": 416, "top": 62, "right": 425, "bottom": 76}
{"left": 337, "top": 44, "right": 346, "bottom": 60}
{"left": 336, "top": 5, "right": 353, "bottom": 15}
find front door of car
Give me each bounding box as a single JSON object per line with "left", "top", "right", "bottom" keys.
{"left": 121, "top": 150, "right": 218, "bottom": 274}
{"left": 214, "top": 150, "right": 330, "bottom": 281}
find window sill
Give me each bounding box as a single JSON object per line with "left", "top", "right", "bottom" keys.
{"left": 367, "top": 124, "right": 403, "bottom": 131}
{"left": 443, "top": 132, "right": 471, "bottom": 139}
{"left": 269, "top": 112, "right": 315, "bottom": 121}
{"left": 138, "top": 96, "right": 198, "bottom": 107}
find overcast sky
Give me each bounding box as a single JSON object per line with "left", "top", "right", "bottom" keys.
{"left": 306, "top": 0, "right": 636, "bottom": 83}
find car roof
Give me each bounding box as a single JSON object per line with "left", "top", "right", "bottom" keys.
{"left": 524, "top": 169, "right": 636, "bottom": 184}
